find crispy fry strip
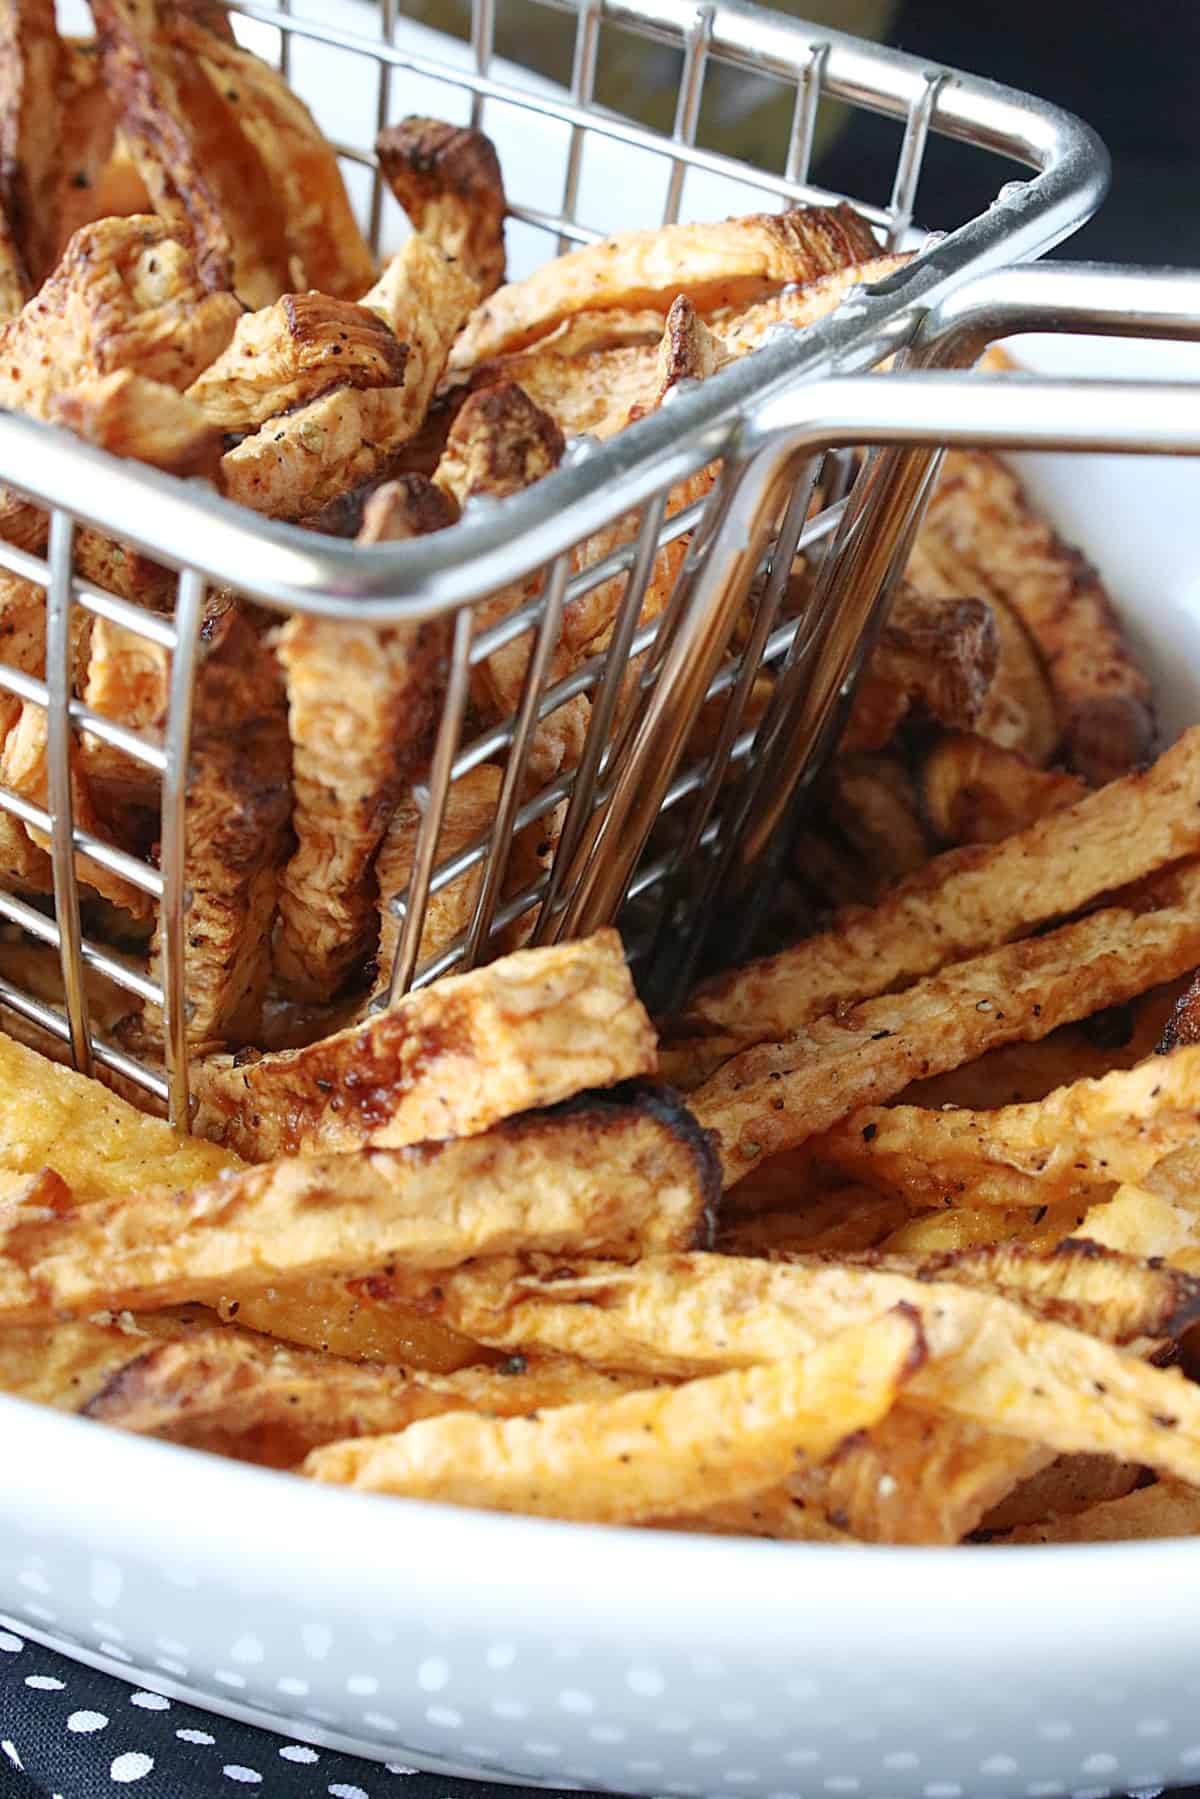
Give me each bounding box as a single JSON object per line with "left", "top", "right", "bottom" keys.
{"left": 140, "top": 603, "right": 292, "bottom": 1049}
{"left": 171, "top": 14, "right": 376, "bottom": 299}
{"left": 694, "top": 861, "right": 1200, "bottom": 1187}
{"left": 1160, "top": 970, "right": 1200, "bottom": 1053}
{"left": 221, "top": 239, "right": 477, "bottom": 520}
{"left": 817, "top": 1046, "right": 1200, "bottom": 1210}
{"left": 788, "top": 1409, "right": 1048, "bottom": 1545}
{"left": 920, "top": 732, "right": 1087, "bottom": 847}
{"left": 992, "top": 1479, "right": 1200, "bottom": 1544}
{"left": 0, "top": 1029, "right": 237, "bottom": 1200}
{"left": 273, "top": 474, "right": 452, "bottom": 1002}
{"left": 667, "top": 726, "right": 1200, "bottom": 1081}
{"left": 303, "top": 1309, "right": 924, "bottom": 1522}
{"left": 192, "top": 932, "right": 656, "bottom": 1161}
{"left": 0, "top": 0, "right": 63, "bottom": 285}
{"left": 91, "top": 0, "right": 290, "bottom": 301}
{"left": 414, "top": 1251, "right": 1200, "bottom": 1490}
{"left": 79, "top": 1331, "right": 656, "bottom": 1462}
{"left": 451, "top": 201, "right": 880, "bottom": 367}
{"left": 0, "top": 1088, "right": 718, "bottom": 1322}
{"left": 377, "top": 117, "right": 506, "bottom": 297}
{"left": 434, "top": 381, "right": 587, "bottom": 785}
{"left": 187, "top": 293, "right": 409, "bottom": 432}
{"left": 840, "top": 589, "right": 998, "bottom": 755}
{"left": 51, "top": 368, "right": 222, "bottom": 477}
{"left": 920, "top": 449, "right": 1156, "bottom": 784}
{"left": 371, "top": 763, "right": 547, "bottom": 990}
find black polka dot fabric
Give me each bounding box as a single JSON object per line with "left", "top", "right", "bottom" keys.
{"left": 0, "top": 1627, "right": 579, "bottom": 1799}
{"left": 0, "top": 1628, "right": 1194, "bottom": 1799}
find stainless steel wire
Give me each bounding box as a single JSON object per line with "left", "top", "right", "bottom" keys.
{"left": 0, "top": 0, "right": 1121, "bottom": 1115}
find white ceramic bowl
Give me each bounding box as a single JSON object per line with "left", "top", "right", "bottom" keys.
{"left": 3, "top": 339, "right": 1200, "bottom": 1797}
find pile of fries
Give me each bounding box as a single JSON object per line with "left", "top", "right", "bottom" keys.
{"left": 1, "top": 4, "right": 1199, "bottom": 1552}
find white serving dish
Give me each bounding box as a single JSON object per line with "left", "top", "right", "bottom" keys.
{"left": 3, "top": 337, "right": 1200, "bottom": 1798}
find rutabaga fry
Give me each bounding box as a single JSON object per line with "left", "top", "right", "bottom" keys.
{"left": 411, "top": 1250, "right": 1200, "bottom": 1490}
{"left": 79, "top": 1329, "right": 659, "bottom": 1461}
{"left": 0, "top": 1086, "right": 719, "bottom": 1324}
{"left": 193, "top": 932, "right": 655, "bottom": 1161}
{"left": 273, "top": 474, "right": 452, "bottom": 1003}
{"left": 229, "top": 1273, "right": 491, "bottom": 1374}
{"left": 991, "top": 1478, "right": 1200, "bottom": 1543}
{"left": 451, "top": 201, "right": 880, "bottom": 366}
{"left": 816, "top": 1046, "right": 1200, "bottom": 1210}
{"left": 666, "top": 724, "right": 1200, "bottom": 1081}
{"left": 0, "top": 0, "right": 63, "bottom": 285}
{"left": 692, "top": 859, "right": 1200, "bottom": 1187}
{"left": 302, "top": 1307, "right": 925, "bottom": 1523}
{"left": 377, "top": 116, "right": 506, "bottom": 297}
{"left": 920, "top": 733, "right": 1087, "bottom": 848}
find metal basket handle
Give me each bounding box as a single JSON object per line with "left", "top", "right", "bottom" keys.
{"left": 703, "top": 262, "right": 1200, "bottom": 918}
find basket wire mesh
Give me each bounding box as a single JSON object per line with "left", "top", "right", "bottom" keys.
{"left": 0, "top": 0, "right": 1110, "bottom": 1124}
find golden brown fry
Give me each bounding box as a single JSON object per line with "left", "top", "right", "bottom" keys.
{"left": 0, "top": 1087, "right": 719, "bottom": 1322}
{"left": 920, "top": 732, "right": 1087, "bottom": 847}
{"left": 171, "top": 15, "right": 376, "bottom": 299}
{"left": 303, "top": 1308, "right": 924, "bottom": 1522}
{"left": 230, "top": 1273, "right": 493, "bottom": 1373}
{"left": 416, "top": 1250, "right": 1200, "bottom": 1489}
{"left": 0, "top": 0, "right": 63, "bottom": 285}
{"left": 694, "top": 861, "right": 1200, "bottom": 1188}
{"left": 51, "top": 368, "right": 222, "bottom": 478}
{"left": 0, "top": 199, "right": 29, "bottom": 318}
{"left": 1160, "top": 970, "right": 1200, "bottom": 1053}
{"left": 978, "top": 1453, "right": 1144, "bottom": 1534}
{"left": 139, "top": 604, "right": 292, "bottom": 1049}
{"left": 192, "top": 932, "right": 656, "bottom": 1160}
{"left": 993, "top": 1479, "right": 1200, "bottom": 1544}
{"left": 56, "top": 40, "right": 151, "bottom": 251}
{"left": 660, "top": 1488, "right": 853, "bottom": 1542}
{"left": 667, "top": 726, "right": 1200, "bottom": 1078}
{"left": 451, "top": 201, "right": 880, "bottom": 367}
{"left": 187, "top": 293, "right": 408, "bottom": 432}
{"left": 221, "top": 240, "right": 477, "bottom": 520}
{"left": 79, "top": 1330, "right": 655, "bottom": 1463}
{"left": 840, "top": 589, "right": 998, "bottom": 754}
{"left": 717, "top": 1184, "right": 909, "bottom": 1259}
{"left": 91, "top": 0, "right": 289, "bottom": 301}
{"left": 434, "top": 381, "right": 587, "bottom": 785}
{"left": 906, "top": 527, "right": 1059, "bottom": 767}
{"left": 0, "top": 214, "right": 240, "bottom": 416}
{"left": 0, "top": 1305, "right": 212, "bottom": 1409}
{"left": 918, "top": 450, "right": 1155, "bottom": 783}
{"left": 788, "top": 1409, "right": 1047, "bottom": 1545}
{"left": 817, "top": 1046, "right": 1200, "bottom": 1211}
{"left": 876, "top": 1199, "right": 1087, "bottom": 1258}
{"left": 809, "top": 755, "right": 932, "bottom": 905}
{"left": 470, "top": 255, "right": 905, "bottom": 444}
{"left": 0, "top": 1029, "right": 238, "bottom": 1200}
{"left": 377, "top": 116, "right": 506, "bottom": 297}
{"left": 371, "top": 764, "right": 548, "bottom": 990}
{"left": 273, "top": 474, "right": 452, "bottom": 1002}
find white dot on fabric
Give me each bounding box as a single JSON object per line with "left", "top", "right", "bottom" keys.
{"left": 416, "top": 1657, "right": 449, "bottom": 1692}
{"left": 99, "top": 1643, "right": 133, "bottom": 1664}
{"left": 155, "top": 1659, "right": 187, "bottom": 1678}
{"left": 1081, "top": 1755, "right": 1120, "bottom": 1776}
{"left": 281, "top": 1745, "right": 320, "bottom": 1763}
{"left": 626, "top": 1666, "right": 665, "bottom": 1697}
{"left": 214, "top": 1670, "right": 247, "bottom": 1689}
{"left": 231, "top": 1635, "right": 264, "bottom": 1665}
{"left": 110, "top": 1751, "right": 154, "bottom": 1782}
{"left": 485, "top": 1642, "right": 516, "bottom": 1670}
{"left": 0, "top": 1632, "right": 22, "bottom": 1653}
{"left": 2, "top": 1741, "right": 24, "bottom": 1771}
{"left": 90, "top": 1560, "right": 123, "bottom": 1609}
{"left": 347, "top": 1675, "right": 379, "bottom": 1696}
{"left": 130, "top": 1693, "right": 170, "bottom": 1712}
{"left": 425, "top": 1705, "right": 463, "bottom": 1728}
{"left": 303, "top": 1624, "right": 332, "bottom": 1661}
{"left": 980, "top": 1757, "right": 1019, "bottom": 1777}
{"left": 69, "top": 1712, "right": 110, "bottom": 1734}
{"left": 25, "top": 1675, "right": 65, "bottom": 1690}
{"left": 558, "top": 1689, "right": 594, "bottom": 1715}
{"left": 176, "top": 1729, "right": 215, "bottom": 1746}
{"left": 222, "top": 1767, "right": 263, "bottom": 1784}
{"left": 384, "top": 1766, "right": 417, "bottom": 1776}
{"left": 277, "top": 1676, "right": 309, "bottom": 1696}
{"left": 328, "top": 1786, "right": 370, "bottom": 1799}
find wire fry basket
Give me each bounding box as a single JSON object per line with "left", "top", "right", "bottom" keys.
{"left": 0, "top": 0, "right": 1114, "bottom": 1125}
